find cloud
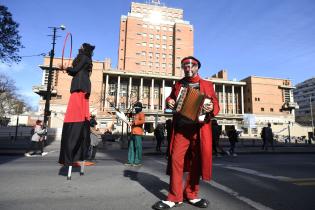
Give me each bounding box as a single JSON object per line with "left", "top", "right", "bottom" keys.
{"left": 0, "top": 62, "right": 28, "bottom": 73}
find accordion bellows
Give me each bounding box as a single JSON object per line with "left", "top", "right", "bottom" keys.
{"left": 175, "top": 87, "right": 208, "bottom": 122}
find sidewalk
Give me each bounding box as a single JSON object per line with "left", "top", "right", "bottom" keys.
{"left": 1, "top": 135, "right": 315, "bottom": 156}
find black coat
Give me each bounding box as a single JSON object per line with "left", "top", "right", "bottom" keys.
{"left": 67, "top": 54, "right": 92, "bottom": 95}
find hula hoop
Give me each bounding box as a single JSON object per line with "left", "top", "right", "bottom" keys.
{"left": 61, "top": 32, "right": 73, "bottom": 70}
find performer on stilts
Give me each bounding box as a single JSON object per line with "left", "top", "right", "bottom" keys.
{"left": 58, "top": 43, "right": 95, "bottom": 180}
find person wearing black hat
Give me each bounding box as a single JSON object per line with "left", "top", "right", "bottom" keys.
{"left": 59, "top": 43, "right": 95, "bottom": 172}
{"left": 153, "top": 56, "right": 220, "bottom": 209}
{"left": 125, "top": 101, "right": 145, "bottom": 167}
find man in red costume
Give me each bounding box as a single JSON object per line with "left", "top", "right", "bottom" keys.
{"left": 153, "top": 56, "right": 220, "bottom": 209}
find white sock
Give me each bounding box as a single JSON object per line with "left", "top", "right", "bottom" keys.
{"left": 161, "top": 200, "right": 183, "bottom": 207}
{"left": 189, "top": 198, "right": 201, "bottom": 204}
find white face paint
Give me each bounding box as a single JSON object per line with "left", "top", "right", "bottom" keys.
{"left": 182, "top": 60, "right": 199, "bottom": 78}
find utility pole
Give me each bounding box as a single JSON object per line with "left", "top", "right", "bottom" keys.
{"left": 43, "top": 25, "right": 65, "bottom": 129}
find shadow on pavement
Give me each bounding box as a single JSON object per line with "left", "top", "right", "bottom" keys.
{"left": 123, "top": 170, "right": 169, "bottom": 200}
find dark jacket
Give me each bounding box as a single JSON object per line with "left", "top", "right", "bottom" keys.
{"left": 67, "top": 54, "right": 92, "bottom": 95}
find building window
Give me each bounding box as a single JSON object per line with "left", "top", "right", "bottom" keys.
{"left": 162, "top": 35, "right": 167, "bottom": 40}
{"left": 143, "top": 86, "right": 149, "bottom": 98}
{"left": 109, "top": 84, "right": 117, "bottom": 96}
{"left": 169, "top": 45, "right": 173, "bottom": 50}
{"left": 148, "top": 52, "right": 153, "bottom": 58}
{"left": 155, "top": 53, "right": 160, "bottom": 58}
{"left": 120, "top": 84, "right": 127, "bottom": 97}
{"left": 141, "top": 61, "right": 146, "bottom": 66}
{"left": 149, "top": 43, "right": 153, "bottom": 48}
{"left": 270, "top": 108, "right": 274, "bottom": 112}
{"left": 155, "top": 34, "right": 160, "bottom": 39}
{"left": 261, "top": 107, "right": 265, "bottom": 111}
{"left": 162, "top": 44, "right": 167, "bottom": 49}
{"left": 155, "top": 44, "right": 160, "bottom": 49}
{"left": 142, "top": 33, "right": 147, "bottom": 37}
{"left": 141, "top": 42, "right": 147, "bottom": 46}
{"left": 162, "top": 63, "right": 166, "bottom": 68}
{"left": 154, "top": 87, "right": 159, "bottom": 99}
{"left": 143, "top": 24, "right": 147, "bottom": 28}
{"left": 162, "top": 53, "right": 166, "bottom": 58}
{"left": 141, "top": 51, "right": 146, "bottom": 56}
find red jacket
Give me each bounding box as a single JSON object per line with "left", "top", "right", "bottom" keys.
{"left": 166, "top": 77, "right": 220, "bottom": 181}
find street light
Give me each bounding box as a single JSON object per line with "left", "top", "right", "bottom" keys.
{"left": 43, "top": 25, "right": 66, "bottom": 129}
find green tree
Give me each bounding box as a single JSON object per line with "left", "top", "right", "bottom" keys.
{"left": 0, "top": 5, "right": 23, "bottom": 64}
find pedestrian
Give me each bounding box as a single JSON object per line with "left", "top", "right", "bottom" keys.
{"left": 154, "top": 124, "right": 165, "bottom": 152}
{"left": 165, "top": 119, "right": 172, "bottom": 159}
{"left": 261, "top": 122, "right": 274, "bottom": 150}
{"left": 88, "top": 115, "right": 102, "bottom": 161}
{"left": 153, "top": 56, "right": 220, "bottom": 209}
{"left": 211, "top": 119, "right": 225, "bottom": 157}
{"left": 227, "top": 126, "right": 239, "bottom": 156}
{"left": 125, "top": 102, "right": 145, "bottom": 167}
{"left": 58, "top": 43, "right": 95, "bottom": 168}
{"left": 25, "top": 120, "right": 47, "bottom": 156}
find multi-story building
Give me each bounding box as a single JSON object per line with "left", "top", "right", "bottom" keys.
{"left": 241, "top": 76, "right": 299, "bottom": 135}
{"left": 294, "top": 77, "right": 315, "bottom": 127}
{"left": 118, "top": 1, "right": 193, "bottom": 77}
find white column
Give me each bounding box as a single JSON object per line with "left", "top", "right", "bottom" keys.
{"left": 173, "top": 80, "right": 175, "bottom": 85}
{"left": 162, "top": 79, "right": 165, "bottom": 111}
{"left": 213, "top": 83, "right": 216, "bottom": 91}
{"left": 232, "top": 85, "right": 235, "bottom": 114}
{"left": 105, "top": 74, "right": 109, "bottom": 108}
{"left": 128, "top": 77, "right": 132, "bottom": 108}
{"left": 116, "top": 75, "right": 120, "bottom": 108}
{"left": 151, "top": 78, "right": 154, "bottom": 110}
{"left": 241, "top": 86, "right": 244, "bottom": 114}
{"left": 140, "top": 78, "right": 143, "bottom": 102}
{"left": 223, "top": 84, "right": 226, "bottom": 114}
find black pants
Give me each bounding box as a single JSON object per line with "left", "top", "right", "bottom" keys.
{"left": 27, "top": 141, "right": 43, "bottom": 155}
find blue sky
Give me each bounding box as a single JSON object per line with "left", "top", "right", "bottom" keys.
{"left": 1, "top": 0, "right": 315, "bottom": 109}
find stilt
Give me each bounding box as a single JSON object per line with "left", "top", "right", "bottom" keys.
{"left": 80, "top": 161, "right": 85, "bottom": 176}
{"left": 67, "top": 166, "right": 72, "bottom": 180}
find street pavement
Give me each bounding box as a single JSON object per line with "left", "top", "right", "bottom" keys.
{"left": 0, "top": 136, "right": 314, "bottom": 210}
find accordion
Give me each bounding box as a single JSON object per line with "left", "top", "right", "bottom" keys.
{"left": 175, "top": 87, "right": 212, "bottom": 122}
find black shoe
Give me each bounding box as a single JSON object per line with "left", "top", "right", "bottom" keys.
{"left": 152, "top": 201, "right": 183, "bottom": 210}
{"left": 188, "top": 199, "right": 209, "bottom": 208}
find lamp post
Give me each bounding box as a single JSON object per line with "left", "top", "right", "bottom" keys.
{"left": 43, "top": 25, "right": 65, "bottom": 129}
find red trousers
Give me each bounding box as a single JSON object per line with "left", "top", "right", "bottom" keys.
{"left": 167, "top": 126, "right": 201, "bottom": 202}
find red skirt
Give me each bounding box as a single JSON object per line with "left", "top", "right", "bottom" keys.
{"left": 64, "top": 91, "right": 90, "bottom": 122}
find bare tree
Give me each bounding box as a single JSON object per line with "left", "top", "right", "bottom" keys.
{"left": 0, "top": 74, "right": 29, "bottom": 119}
